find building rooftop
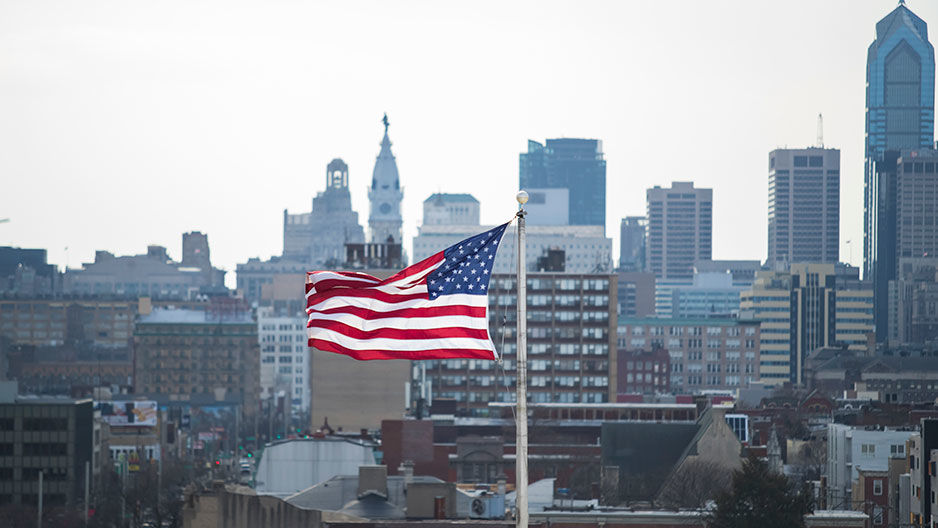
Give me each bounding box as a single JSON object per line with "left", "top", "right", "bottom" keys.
{"left": 617, "top": 316, "right": 755, "bottom": 327}
{"left": 424, "top": 193, "right": 479, "bottom": 204}
{"left": 138, "top": 307, "right": 253, "bottom": 325}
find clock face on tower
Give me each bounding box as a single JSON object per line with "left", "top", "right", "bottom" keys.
{"left": 380, "top": 202, "right": 391, "bottom": 215}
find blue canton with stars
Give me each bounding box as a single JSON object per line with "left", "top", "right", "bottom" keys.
{"left": 427, "top": 222, "right": 509, "bottom": 300}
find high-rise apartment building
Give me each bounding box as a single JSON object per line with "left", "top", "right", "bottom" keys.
{"left": 519, "top": 139, "right": 606, "bottom": 228}
{"left": 645, "top": 182, "right": 712, "bottom": 281}
{"left": 618, "top": 216, "right": 646, "bottom": 272}
{"left": 368, "top": 117, "right": 404, "bottom": 244}
{"left": 416, "top": 272, "right": 616, "bottom": 416}
{"left": 767, "top": 148, "right": 840, "bottom": 267}
{"left": 257, "top": 308, "right": 310, "bottom": 414}
{"left": 740, "top": 264, "right": 874, "bottom": 387}
{"left": 864, "top": 2, "right": 935, "bottom": 333}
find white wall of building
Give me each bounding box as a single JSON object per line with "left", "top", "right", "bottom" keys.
{"left": 254, "top": 438, "right": 376, "bottom": 497}
{"left": 258, "top": 308, "right": 310, "bottom": 413}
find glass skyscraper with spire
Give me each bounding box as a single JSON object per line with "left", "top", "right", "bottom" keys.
{"left": 864, "top": 2, "right": 935, "bottom": 340}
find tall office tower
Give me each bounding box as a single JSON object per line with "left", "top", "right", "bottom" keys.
{"left": 767, "top": 148, "right": 840, "bottom": 268}
{"left": 740, "top": 264, "right": 873, "bottom": 387}
{"left": 283, "top": 158, "right": 366, "bottom": 266}
{"left": 645, "top": 182, "right": 712, "bottom": 281}
{"left": 863, "top": 3, "right": 935, "bottom": 338}
{"left": 369, "top": 115, "right": 404, "bottom": 244}
{"left": 619, "top": 216, "right": 646, "bottom": 271}
{"left": 519, "top": 138, "right": 606, "bottom": 228}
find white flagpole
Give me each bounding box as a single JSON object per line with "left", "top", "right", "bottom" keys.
{"left": 515, "top": 190, "right": 529, "bottom": 527}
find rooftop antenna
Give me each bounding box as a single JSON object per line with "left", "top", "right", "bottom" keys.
{"left": 816, "top": 113, "right": 824, "bottom": 149}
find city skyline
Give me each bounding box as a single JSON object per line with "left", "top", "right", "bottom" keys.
{"left": 4, "top": 1, "right": 938, "bottom": 285}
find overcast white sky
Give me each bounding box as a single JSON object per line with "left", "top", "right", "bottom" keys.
{"left": 2, "top": 0, "right": 936, "bottom": 286}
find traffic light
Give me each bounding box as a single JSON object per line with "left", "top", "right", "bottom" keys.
{"left": 246, "top": 452, "right": 253, "bottom": 458}
{"left": 214, "top": 460, "right": 220, "bottom": 466}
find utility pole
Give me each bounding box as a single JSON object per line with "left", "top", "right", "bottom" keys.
{"left": 37, "top": 470, "right": 43, "bottom": 528}
{"left": 84, "top": 461, "right": 90, "bottom": 526}
{"left": 515, "top": 190, "right": 529, "bottom": 528}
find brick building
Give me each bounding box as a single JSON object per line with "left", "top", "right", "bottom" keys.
{"left": 616, "top": 317, "right": 760, "bottom": 394}
{"left": 133, "top": 304, "right": 259, "bottom": 417}
{"left": 617, "top": 347, "right": 670, "bottom": 395}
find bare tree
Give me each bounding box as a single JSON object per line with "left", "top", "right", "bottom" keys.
{"left": 657, "top": 459, "right": 733, "bottom": 509}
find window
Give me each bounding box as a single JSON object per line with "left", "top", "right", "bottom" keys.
{"left": 873, "top": 479, "right": 883, "bottom": 496}
{"left": 861, "top": 444, "right": 876, "bottom": 456}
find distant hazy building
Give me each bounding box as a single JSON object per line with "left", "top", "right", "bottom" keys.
{"left": 64, "top": 232, "right": 224, "bottom": 298}
{"left": 524, "top": 188, "right": 570, "bottom": 226}
{"left": 235, "top": 257, "right": 307, "bottom": 308}
{"left": 645, "top": 182, "right": 712, "bottom": 281}
{"left": 0, "top": 246, "right": 59, "bottom": 296}
{"left": 618, "top": 216, "right": 646, "bottom": 272}
{"left": 616, "top": 270, "right": 655, "bottom": 318}
{"left": 0, "top": 297, "right": 136, "bottom": 349}
{"left": 283, "top": 158, "right": 366, "bottom": 266}
{"left": 520, "top": 138, "right": 606, "bottom": 228}
{"left": 767, "top": 148, "right": 840, "bottom": 268}
{"left": 412, "top": 224, "right": 612, "bottom": 274}
{"left": 665, "top": 271, "right": 747, "bottom": 319}
{"left": 888, "top": 257, "right": 938, "bottom": 345}
{"left": 133, "top": 304, "right": 259, "bottom": 417}
{"left": 740, "top": 264, "right": 874, "bottom": 387}
{"left": 258, "top": 308, "right": 309, "bottom": 413}
{"left": 422, "top": 193, "right": 479, "bottom": 226}
{"left": 369, "top": 117, "right": 404, "bottom": 244}
{"left": 617, "top": 317, "right": 761, "bottom": 393}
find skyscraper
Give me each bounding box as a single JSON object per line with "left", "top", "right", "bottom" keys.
{"left": 369, "top": 115, "right": 404, "bottom": 244}
{"left": 767, "top": 148, "right": 840, "bottom": 268}
{"left": 618, "top": 216, "right": 646, "bottom": 272}
{"left": 645, "top": 182, "right": 712, "bottom": 281}
{"left": 864, "top": 3, "right": 936, "bottom": 341}
{"left": 519, "top": 138, "right": 606, "bottom": 228}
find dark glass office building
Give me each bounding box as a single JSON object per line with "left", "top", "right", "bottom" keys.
{"left": 519, "top": 139, "right": 606, "bottom": 229}
{"left": 863, "top": 3, "right": 935, "bottom": 341}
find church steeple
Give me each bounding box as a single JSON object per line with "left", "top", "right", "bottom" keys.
{"left": 368, "top": 114, "right": 404, "bottom": 244}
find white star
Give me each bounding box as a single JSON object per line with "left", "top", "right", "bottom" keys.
{"left": 429, "top": 279, "right": 435, "bottom": 285}
{"left": 488, "top": 255, "right": 493, "bottom": 260}
{"left": 438, "top": 285, "right": 444, "bottom": 291}
{"left": 470, "top": 269, "right": 477, "bottom": 275}
{"left": 480, "top": 284, "right": 486, "bottom": 290}
{"left": 483, "top": 247, "right": 489, "bottom": 252}
{"left": 463, "top": 277, "right": 469, "bottom": 282}
{"left": 483, "top": 269, "right": 489, "bottom": 275}
{"left": 468, "top": 284, "right": 474, "bottom": 290}
{"left": 456, "top": 284, "right": 462, "bottom": 289}
{"left": 458, "top": 245, "right": 463, "bottom": 250}
{"left": 476, "top": 277, "right": 481, "bottom": 282}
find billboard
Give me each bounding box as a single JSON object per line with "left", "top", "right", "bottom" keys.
{"left": 95, "top": 401, "right": 158, "bottom": 426}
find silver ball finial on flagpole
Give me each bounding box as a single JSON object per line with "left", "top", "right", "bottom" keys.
{"left": 516, "top": 190, "right": 529, "bottom": 207}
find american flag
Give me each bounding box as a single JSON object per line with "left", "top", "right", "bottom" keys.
{"left": 306, "top": 222, "right": 509, "bottom": 361}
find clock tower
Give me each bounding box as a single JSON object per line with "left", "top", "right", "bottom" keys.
{"left": 368, "top": 114, "right": 404, "bottom": 244}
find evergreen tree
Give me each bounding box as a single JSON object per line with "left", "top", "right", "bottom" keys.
{"left": 708, "top": 456, "right": 813, "bottom": 528}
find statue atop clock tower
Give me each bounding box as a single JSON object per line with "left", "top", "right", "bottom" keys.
{"left": 368, "top": 114, "right": 404, "bottom": 244}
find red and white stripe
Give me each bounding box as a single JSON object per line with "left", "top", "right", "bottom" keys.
{"left": 305, "top": 252, "right": 497, "bottom": 361}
